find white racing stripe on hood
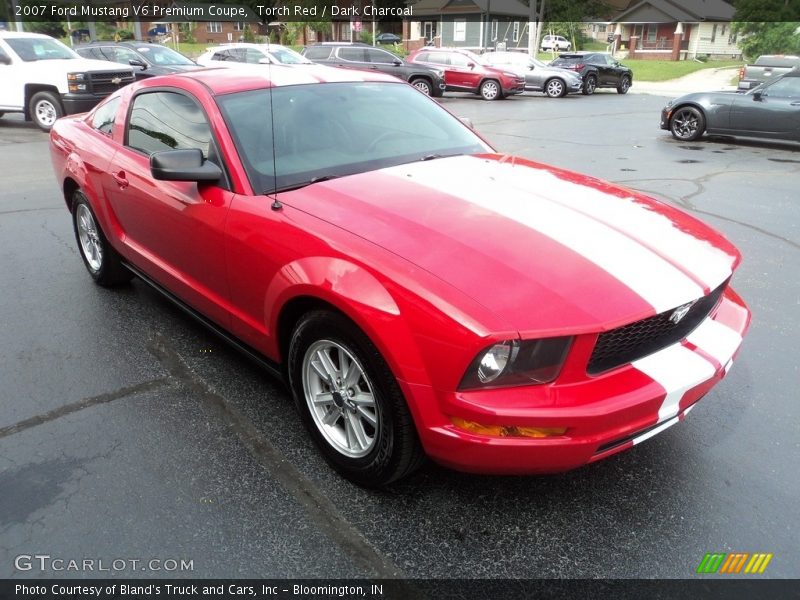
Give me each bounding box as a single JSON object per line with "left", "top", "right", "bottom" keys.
{"left": 383, "top": 157, "right": 704, "bottom": 313}
{"left": 489, "top": 162, "right": 734, "bottom": 291}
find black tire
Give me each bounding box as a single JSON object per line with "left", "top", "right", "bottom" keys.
{"left": 288, "top": 310, "right": 425, "bottom": 486}
{"left": 582, "top": 74, "right": 597, "bottom": 96}
{"left": 544, "top": 78, "right": 567, "bottom": 98}
{"left": 479, "top": 79, "right": 502, "bottom": 101}
{"left": 670, "top": 106, "right": 706, "bottom": 141}
{"left": 72, "top": 191, "right": 133, "bottom": 286}
{"left": 617, "top": 75, "right": 631, "bottom": 94}
{"left": 409, "top": 77, "right": 432, "bottom": 96}
{"left": 29, "top": 91, "right": 64, "bottom": 132}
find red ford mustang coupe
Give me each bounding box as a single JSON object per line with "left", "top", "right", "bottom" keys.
{"left": 49, "top": 67, "right": 750, "bottom": 485}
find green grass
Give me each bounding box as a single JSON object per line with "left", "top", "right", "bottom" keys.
{"left": 615, "top": 59, "right": 742, "bottom": 82}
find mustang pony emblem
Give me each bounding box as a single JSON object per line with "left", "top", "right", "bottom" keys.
{"left": 669, "top": 300, "right": 697, "bottom": 324}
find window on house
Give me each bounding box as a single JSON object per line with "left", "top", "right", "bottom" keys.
{"left": 454, "top": 19, "right": 466, "bottom": 42}
{"left": 711, "top": 24, "right": 717, "bottom": 42}
{"left": 207, "top": 22, "right": 222, "bottom": 34}
{"left": 513, "top": 21, "right": 520, "bottom": 43}
{"left": 728, "top": 31, "right": 737, "bottom": 45}
{"left": 233, "top": 22, "right": 246, "bottom": 32}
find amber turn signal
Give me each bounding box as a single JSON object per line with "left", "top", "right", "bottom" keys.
{"left": 451, "top": 417, "right": 567, "bottom": 438}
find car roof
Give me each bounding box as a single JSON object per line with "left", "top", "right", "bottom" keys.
{"left": 0, "top": 31, "right": 52, "bottom": 39}
{"left": 176, "top": 64, "right": 401, "bottom": 95}
{"left": 311, "top": 42, "right": 370, "bottom": 47}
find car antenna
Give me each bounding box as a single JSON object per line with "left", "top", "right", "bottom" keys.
{"left": 267, "top": 35, "right": 282, "bottom": 211}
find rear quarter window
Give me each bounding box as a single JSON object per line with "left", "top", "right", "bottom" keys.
{"left": 303, "top": 46, "right": 332, "bottom": 60}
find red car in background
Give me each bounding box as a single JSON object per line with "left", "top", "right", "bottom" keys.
{"left": 407, "top": 47, "right": 525, "bottom": 100}
{"left": 49, "top": 67, "right": 749, "bottom": 486}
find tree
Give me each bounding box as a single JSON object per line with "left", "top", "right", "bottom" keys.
{"left": 732, "top": 22, "right": 800, "bottom": 57}
{"left": 733, "top": 0, "right": 800, "bottom": 21}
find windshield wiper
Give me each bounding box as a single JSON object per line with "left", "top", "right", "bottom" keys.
{"left": 270, "top": 174, "right": 340, "bottom": 194}
{"left": 421, "top": 152, "right": 462, "bottom": 161}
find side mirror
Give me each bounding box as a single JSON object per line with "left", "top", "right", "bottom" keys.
{"left": 753, "top": 91, "right": 763, "bottom": 101}
{"left": 459, "top": 116, "right": 474, "bottom": 129}
{"left": 150, "top": 149, "right": 222, "bottom": 183}
{"left": 0, "top": 54, "right": 11, "bottom": 65}
{"left": 467, "top": 62, "right": 475, "bottom": 69}
{"left": 129, "top": 58, "right": 147, "bottom": 69}
{"left": 393, "top": 58, "right": 402, "bottom": 66}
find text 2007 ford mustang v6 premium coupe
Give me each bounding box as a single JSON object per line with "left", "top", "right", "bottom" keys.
{"left": 49, "top": 67, "right": 750, "bottom": 485}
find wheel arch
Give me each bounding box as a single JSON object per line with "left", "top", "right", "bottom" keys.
{"left": 669, "top": 101, "right": 708, "bottom": 126}
{"left": 268, "top": 257, "right": 430, "bottom": 386}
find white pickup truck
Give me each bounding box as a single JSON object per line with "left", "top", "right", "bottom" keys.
{"left": 0, "top": 31, "right": 135, "bottom": 131}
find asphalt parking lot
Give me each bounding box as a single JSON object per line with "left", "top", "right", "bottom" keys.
{"left": 1, "top": 90, "right": 798, "bottom": 580}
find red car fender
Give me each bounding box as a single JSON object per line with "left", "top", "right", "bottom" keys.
{"left": 264, "top": 256, "right": 431, "bottom": 386}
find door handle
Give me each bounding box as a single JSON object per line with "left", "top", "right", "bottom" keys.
{"left": 790, "top": 101, "right": 800, "bottom": 106}
{"left": 112, "top": 171, "right": 129, "bottom": 189}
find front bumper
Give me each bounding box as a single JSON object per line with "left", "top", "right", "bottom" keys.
{"left": 503, "top": 79, "right": 526, "bottom": 96}
{"left": 61, "top": 93, "right": 105, "bottom": 116}
{"left": 660, "top": 106, "right": 670, "bottom": 130}
{"left": 401, "top": 286, "right": 750, "bottom": 474}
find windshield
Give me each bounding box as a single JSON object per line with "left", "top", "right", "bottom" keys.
{"left": 266, "top": 46, "right": 312, "bottom": 65}
{"left": 5, "top": 37, "right": 78, "bottom": 61}
{"left": 135, "top": 45, "right": 194, "bottom": 66}
{"left": 217, "top": 82, "right": 489, "bottom": 194}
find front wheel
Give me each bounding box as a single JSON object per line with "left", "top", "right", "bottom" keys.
{"left": 288, "top": 310, "right": 424, "bottom": 486}
{"left": 72, "top": 191, "right": 132, "bottom": 286}
{"left": 410, "top": 77, "right": 432, "bottom": 96}
{"left": 29, "top": 91, "right": 64, "bottom": 132}
{"left": 670, "top": 106, "right": 706, "bottom": 141}
{"left": 617, "top": 75, "right": 631, "bottom": 94}
{"left": 545, "top": 78, "right": 566, "bottom": 98}
{"left": 582, "top": 74, "right": 597, "bottom": 96}
{"left": 479, "top": 79, "right": 501, "bottom": 101}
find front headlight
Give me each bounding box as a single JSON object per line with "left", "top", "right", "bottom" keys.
{"left": 459, "top": 337, "right": 572, "bottom": 390}
{"left": 67, "top": 72, "right": 88, "bottom": 93}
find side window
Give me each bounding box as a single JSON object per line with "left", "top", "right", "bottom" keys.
{"left": 366, "top": 48, "right": 394, "bottom": 64}
{"left": 764, "top": 77, "right": 800, "bottom": 98}
{"left": 91, "top": 96, "right": 121, "bottom": 136}
{"left": 245, "top": 48, "right": 264, "bottom": 64}
{"left": 303, "top": 46, "right": 332, "bottom": 60}
{"left": 338, "top": 47, "right": 366, "bottom": 62}
{"left": 212, "top": 50, "right": 232, "bottom": 61}
{"left": 110, "top": 47, "right": 139, "bottom": 64}
{"left": 126, "top": 91, "right": 211, "bottom": 158}
{"left": 450, "top": 53, "right": 470, "bottom": 67}
{"left": 426, "top": 53, "right": 447, "bottom": 65}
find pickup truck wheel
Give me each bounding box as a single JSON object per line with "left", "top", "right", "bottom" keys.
{"left": 410, "top": 77, "right": 432, "bottom": 96}
{"left": 480, "top": 79, "right": 501, "bottom": 101}
{"left": 30, "top": 91, "right": 64, "bottom": 132}
{"left": 72, "top": 191, "right": 132, "bottom": 286}
{"left": 670, "top": 106, "right": 705, "bottom": 141}
{"left": 288, "top": 310, "right": 425, "bottom": 486}
{"left": 582, "top": 74, "right": 597, "bottom": 95}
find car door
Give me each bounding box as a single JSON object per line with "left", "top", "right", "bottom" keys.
{"left": 731, "top": 77, "right": 800, "bottom": 139}
{"left": 590, "top": 54, "right": 613, "bottom": 85}
{"left": 365, "top": 47, "right": 400, "bottom": 78}
{"left": 334, "top": 46, "right": 368, "bottom": 69}
{"left": 448, "top": 52, "right": 479, "bottom": 90}
{"left": 0, "top": 41, "right": 24, "bottom": 110}
{"left": 106, "top": 89, "right": 234, "bottom": 326}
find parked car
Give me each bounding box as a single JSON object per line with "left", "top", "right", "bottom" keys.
{"left": 0, "top": 31, "right": 134, "bottom": 131}
{"left": 540, "top": 35, "right": 571, "bottom": 52}
{"left": 197, "top": 43, "right": 312, "bottom": 67}
{"left": 550, "top": 52, "right": 633, "bottom": 95}
{"left": 407, "top": 47, "right": 525, "bottom": 100}
{"left": 661, "top": 70, "right": 800, "bottom": 142}
{"left": 49, "top": 66, "right": 749, "bottom": 485}
{"left": 738, "top": 55, "right": 800, "bottom": 91}
{"left": 76, "top": 41, "right": 199, "bottom": 80}
{"left": 375, "top": 33, "right": 402, "bottom": 45}
{"left": 483, "top": 51, "right": 582, "bottom": 97}
{"left": 302, "top": 43, "right": 446, "bottom": 97}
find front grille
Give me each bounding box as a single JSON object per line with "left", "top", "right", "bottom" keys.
{"left": 587, "top": 280, "right": 728, "bottom": 375}
{"left": 89, "top": 71, "right": 135, "bottom": 96}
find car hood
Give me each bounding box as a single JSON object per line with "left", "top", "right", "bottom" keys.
{"left": 27, "top": 57, "right": 132, "bottom": 72}
{"left": 281, "top": 154, "right": 739, "bottom": 336}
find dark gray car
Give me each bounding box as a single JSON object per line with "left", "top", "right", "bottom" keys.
{"left": 302, "top": 43, "right": 446, "bottom": 97}
{"left": 76, "top": 42, "right": 198, "bottom": 80}
{"left": 661, "top": 70, "right": 800, "bottom": 143}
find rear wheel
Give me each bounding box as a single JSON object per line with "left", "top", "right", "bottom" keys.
{"left": 617, "top": 75, "right": 631, "bottom": 94}
{"left": 479, "top": 79, "right": 501, "bottom": 101}
{"left": 288, "top": 310, "right": 424, "bottom": 486}
{"left": 29, "top": 91, "right": 63, "bottom": 132}
{"left": 410, "top": 77, "right": 432, "bottom": 96}
{"left": 670, "top": 106, "right": 706, "bottom": 141}
{"left": 582, "top": 74, "right": 597, "bottom": 96}
{"left": 544, "top": 78, "right": 566, "bottom": 98}
{"left": 72, "top": 191, "right": 132, "bottom": 286}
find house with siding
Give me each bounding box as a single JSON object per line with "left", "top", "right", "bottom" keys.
{"left": 402, "top": 0, "right": 530, "bottom": 53}
{"left": 609, "top": 0, "right": 741, "bottom": 60}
